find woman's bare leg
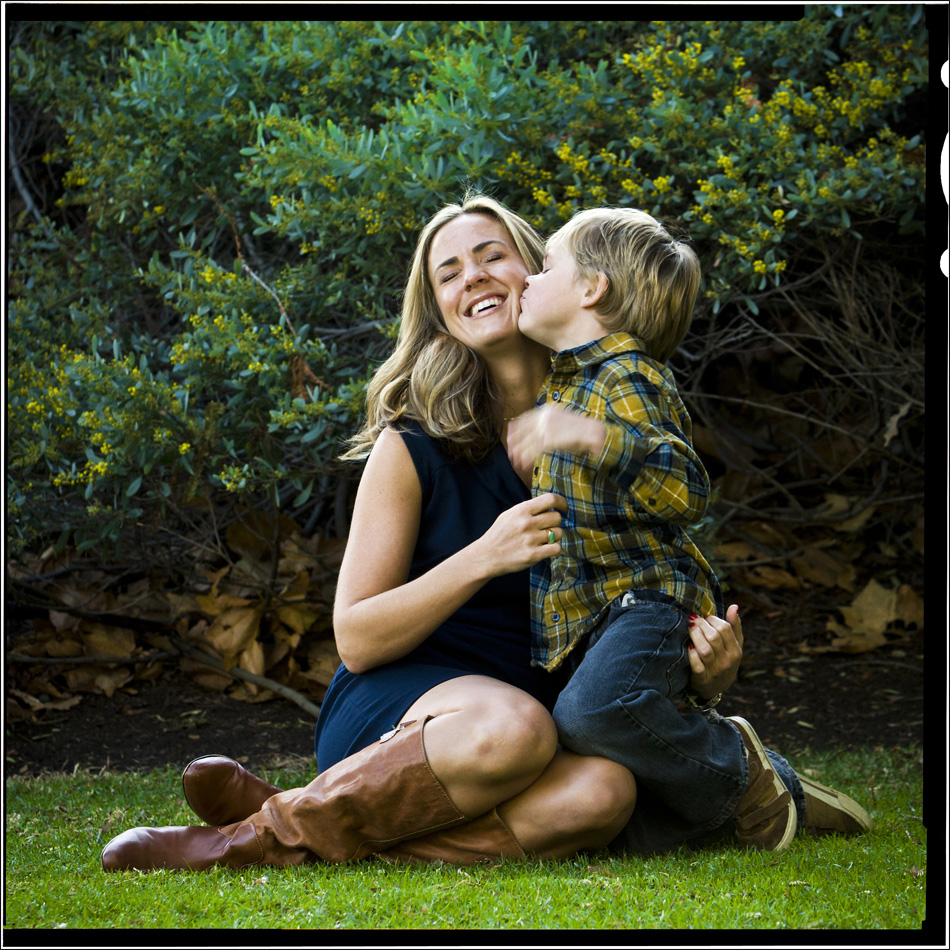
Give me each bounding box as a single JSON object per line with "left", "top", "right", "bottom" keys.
{"left": 498, "top": 749, "right": 637, "bottom": 859}
{"left": 400, "top": 675, "right": 559, "bottom": 817}
{"left": 403, "top": 676, "right": 636, "bottom": 858}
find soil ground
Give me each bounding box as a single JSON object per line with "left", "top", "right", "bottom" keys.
{"left": 4, "top": 617, "right": 924, "bottom": 779}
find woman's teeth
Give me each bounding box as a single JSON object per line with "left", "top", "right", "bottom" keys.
{"left": 470, "top": 297, "right": 502, "bottom": 316}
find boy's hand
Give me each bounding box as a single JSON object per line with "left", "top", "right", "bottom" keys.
{"left": 506, "top": 404, "right": 607, "bottom": 475}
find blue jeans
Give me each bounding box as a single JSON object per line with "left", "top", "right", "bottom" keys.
{"left": 552, "top": 591, "right": 805, "bottom": 855}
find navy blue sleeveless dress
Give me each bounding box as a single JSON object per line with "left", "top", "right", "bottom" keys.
{"left": 314, "top": 421, "right": 568, "bottom": 772}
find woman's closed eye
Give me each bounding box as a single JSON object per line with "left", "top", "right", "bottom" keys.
{"left": 440, "top": 254, "right": 503, "bottom": 283}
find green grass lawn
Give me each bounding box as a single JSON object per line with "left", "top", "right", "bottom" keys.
{"left": 4, "top": 745, "right": 928, "bottom": 932}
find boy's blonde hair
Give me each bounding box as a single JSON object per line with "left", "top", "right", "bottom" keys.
{"left": 342, "top": 192, "right": 545, "bottom": 462}
{"left": 551, "top": 207, "right": 700, "bottom": 363}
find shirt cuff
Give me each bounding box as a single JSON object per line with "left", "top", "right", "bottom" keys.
{"left": 597, "top": 420, "right": 665, "bottom": 477}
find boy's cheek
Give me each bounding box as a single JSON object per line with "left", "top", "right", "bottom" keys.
{"left": 517, "top": 308, "right": 543, "bottom": 340}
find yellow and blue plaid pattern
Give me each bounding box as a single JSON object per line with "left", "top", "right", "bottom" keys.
{"left": 530, "top": 333, "right": 723, "bottom": 671}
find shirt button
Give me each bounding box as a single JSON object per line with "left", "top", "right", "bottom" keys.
{"left": 552, "top": 612, "right": 560, "bottom": 622}
{"left": 552, "top": 391, "right": 560, "bottom": 401}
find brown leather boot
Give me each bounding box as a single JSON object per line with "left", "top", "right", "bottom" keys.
{"left": 102, "top": 717, "right": 467, "bottom": 871}
{"left": 377, "top": 808, "right": 527, "bottom": 866}
{"left": 99, "top": 822, "right": 278, "bottom": 872}
{"left": 182, "top": 755, "right": 284, "bottom": 826}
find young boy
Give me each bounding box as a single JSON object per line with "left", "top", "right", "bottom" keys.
{"left": 508, "top": 207, "right": 868, "bottom": 854}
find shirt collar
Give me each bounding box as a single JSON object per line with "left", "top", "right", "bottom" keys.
{"left": 549, "top": 332, "right": 646, "bottom": 374}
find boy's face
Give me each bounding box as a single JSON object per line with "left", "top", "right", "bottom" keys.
{"left": 518, "top": 237, "right": 590, "bottom": 351}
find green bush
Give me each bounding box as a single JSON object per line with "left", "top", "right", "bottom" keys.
{"left": 7, "top": 12, "right": 927, "bottom": 622}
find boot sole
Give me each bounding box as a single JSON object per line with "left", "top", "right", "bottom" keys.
{"left": 181, "top": 754, "right": 245, "bottom": 825}
{"left": 181, "top": 754, "right": 235, "bottom": 802}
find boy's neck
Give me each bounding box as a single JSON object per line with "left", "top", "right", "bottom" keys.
{"left": 542, "top": 311, "right": 610, "bottom": 355}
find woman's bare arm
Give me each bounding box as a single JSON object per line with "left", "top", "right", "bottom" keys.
{"left": 333, "top": 426, "right": 566, "bottom": 674}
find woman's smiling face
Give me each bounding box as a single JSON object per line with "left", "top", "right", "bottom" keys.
{"left": 427, "top": 213, "right": 532, "bottom": 354}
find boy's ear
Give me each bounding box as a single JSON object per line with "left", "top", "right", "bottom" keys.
{"left": 580, "top": 272, "right": 609, "bottom": 310}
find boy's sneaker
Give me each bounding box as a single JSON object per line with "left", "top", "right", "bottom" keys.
{"left": 726, "top": 716, "right": 797, "bottom": 851}
{"left": 798, "top": 774, "right": 872, "bottom": 835}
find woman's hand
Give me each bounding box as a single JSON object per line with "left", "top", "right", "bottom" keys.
{"left": 687, "top": 604, "right": 744, "bottom": 700}
{"left": 473, "top": 492, "right": 567, "bottom": 577}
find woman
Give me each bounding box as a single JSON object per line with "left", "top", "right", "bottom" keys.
{"left": 99, "top": 195, "right": 751, "bottom": 872}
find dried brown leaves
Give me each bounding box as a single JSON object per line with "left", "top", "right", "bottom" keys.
{"left": 7, "top": 509, "right": 345, "bottom": 718}
{"left": 714, "top": 514, "right": 923, "bottom": 655}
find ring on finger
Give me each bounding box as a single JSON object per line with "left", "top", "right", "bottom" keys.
{"left": 548, "top": 529, "right": 556, "bottom": 544}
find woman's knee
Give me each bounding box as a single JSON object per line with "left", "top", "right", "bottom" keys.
{"left": 505, "top": 752, "right": 637, "bottom": 857}
{"left": 411, "top": 679, "right": 558, "bottom": 784}
{"left": 466, "top": 694, "right": 558, "bottom": 778}
{"left": 576, "top": 758, "right": 637, "bottom": 832}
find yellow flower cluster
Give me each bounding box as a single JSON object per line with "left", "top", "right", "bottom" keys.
{"left": 622, "top": 41, "right": 717, "bottom": 91}
{"left": 201, "top": 265, "right": 236, "bottom": 285}
{"left": 532, "top": 187, "right": 554, "bottom": 207}
{"left": 52, "top": 457, "right": 112, "bottom": 489}
{"left": 716, "top": 154, "right": 739, "bottom": 179}
{"left": 358, "top": 203, "right": 383, "bottom": 235}
{"left": 555, "top": 142, "right": 589, "bottom": 176}
{"left": 621, "top": 179, "right": 644, "bottom": 201}
{"left": 175, "top": 310, "right": 297, "bottom": 379}
{"left": 217, "top": 464, "right": 250, "bottom": 493}
{"left": 499, "top": 151, "right": 553, "bottom": 189}
{"left": 757, "top": 58, "right": 915, "bottom": 138}
{"left": 693, "top": 179, "right": 746, "bottom": 212}
{"left": 62, "top": 168, "right": 90, "bottom": 188}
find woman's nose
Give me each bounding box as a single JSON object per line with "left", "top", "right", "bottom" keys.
{"left": 463, "top": 258, "right": 488, "bottom": 287}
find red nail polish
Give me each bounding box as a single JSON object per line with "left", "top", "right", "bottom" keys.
{"left": 688, "top": 643, "right": 695, "bottom": 649}
{"left": 689, "top": 614, "right": 697, "bottom": 620}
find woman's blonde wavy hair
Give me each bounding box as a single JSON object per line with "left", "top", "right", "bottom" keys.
{"left": 342, "top": 192, "right": 545, "bottom": 463}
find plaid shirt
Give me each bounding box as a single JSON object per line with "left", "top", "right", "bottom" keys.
{"left": 529, "top": 332, "right": 723, "bottom": 671}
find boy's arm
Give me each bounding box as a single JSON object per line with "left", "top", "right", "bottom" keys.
{"left": 506, "top": 367, "right": 711, "bottom": 526}
{"left": 507, "top": 403, "right": 606, "bottom": 475}
{"left": 597, "top": 375, "right": 711, "bottom": 526}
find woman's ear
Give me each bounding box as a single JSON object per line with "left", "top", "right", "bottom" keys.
{"left": 581, "top": 272, "right": 609, "bottom": 309}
